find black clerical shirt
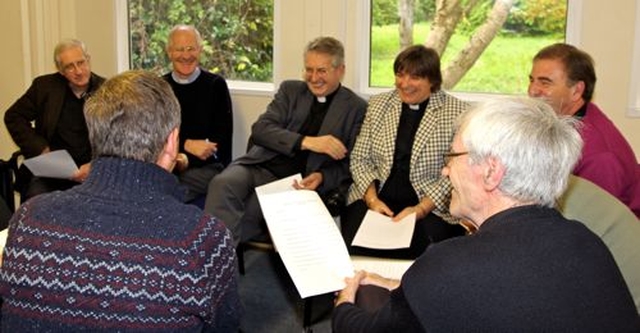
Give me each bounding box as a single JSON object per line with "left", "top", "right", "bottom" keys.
{"left": 378, "top": 99, "right": 429, "bottom": 213}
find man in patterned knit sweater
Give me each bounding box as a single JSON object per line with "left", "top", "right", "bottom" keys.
{"left": 0, "top": 70, "right": 241, "bottom": 332}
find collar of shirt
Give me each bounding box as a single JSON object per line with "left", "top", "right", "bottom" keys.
{"left": 403, "top": 98, "right": 430, "bottom": 112}
{"left": 172, "top": 67, "right": 201, "bottom": 84}
{"left": 315, "top": 84, "right": 340, "bottom": 104}
{"left": 573, "top": 102, "right": 588, "bottom": 120}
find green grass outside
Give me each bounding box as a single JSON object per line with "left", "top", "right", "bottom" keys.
{"left": 370, "top": 23, "right": 563, "bottom": 94}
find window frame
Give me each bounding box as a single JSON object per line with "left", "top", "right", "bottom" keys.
{"left": 116, "top": 0, "right": 278, "bottom": 95}
{"left": 116, "top": 0, "right": 581, "bottom": 99}
{"left": 355, "top": 0, "right": 583, "bottom": 102}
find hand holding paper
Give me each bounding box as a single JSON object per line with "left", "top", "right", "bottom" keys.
{"left": 351, "top": 210, "right": 416, "bottom": 249}
{"left": 254, "top": 173, "right": 301, "bottom": 196}
{"left": 23, "top": 150, "right": 79, "bottom": 179}
{"left": 256, "top": 175, "right": 354, "bottom": 298}
{"left": 255, "top": 175, "right": 416, "bottom": 298}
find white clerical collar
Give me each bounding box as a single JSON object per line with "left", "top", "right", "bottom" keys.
{"left": 408, "top": 104, "right": 420, "bottom": 110}
{"left": 317, "top": 96, "right": 327, "bottom": 103}
{"left": 172, "top": 67, "right": 201, "bottom": 84}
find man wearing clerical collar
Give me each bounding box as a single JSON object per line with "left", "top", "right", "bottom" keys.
{"left": 163, "top": 25, "right": 233, "bottom": 204}
{"left": 205, "top": 36, "right": 367, "bottom": 246}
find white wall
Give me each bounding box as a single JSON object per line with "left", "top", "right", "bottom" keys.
{"left": 580, "top": 1, "right": 640, "bottom": 152}
{"left": 1, "top": 1, "right": 27, "bottom": 159}
{"left": 1, "top": 0, "right": 639, "bottom": 161}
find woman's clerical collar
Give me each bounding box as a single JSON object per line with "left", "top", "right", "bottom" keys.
{"left": 403, "top": 98, "right": 430, "bottom": 112}
{"left": 317, "top": 96, "right": 327, "bottom": 103}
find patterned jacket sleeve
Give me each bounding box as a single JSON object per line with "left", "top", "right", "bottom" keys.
{"left": 348, "top": 93, "right": 390, "bottom": 203}
{"left": 348, "top": 90, "right": 468, "bottom": 223}
{"left": 411, "top": 92, "right": 468, "bottom": 221}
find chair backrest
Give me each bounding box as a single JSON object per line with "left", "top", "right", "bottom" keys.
{"left": 557, "top": 175, "right": 640, "bottom": 313}
{"left": 0, "top": 153, "right": 19, "bottom": 230}
{"left": 0, "top": 157, "right": 16, "bottom": 214}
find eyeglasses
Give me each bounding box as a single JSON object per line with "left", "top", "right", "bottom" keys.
{"left": 171, "top": 45, "right": 199, "bottom": 53}
{"left": 61, "top": 59, "right": 88, "bottom": 74}
{"left": 443, "top": 151, "right": 469, "bottom": 165}
{"left": 303, "top": 67, "right": 334, "bottom": 78}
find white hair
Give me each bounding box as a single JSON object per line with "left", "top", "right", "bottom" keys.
{"left": 166, "top": 24, "right": 203, "bottom": 50}
{"left": 53, "top": 39, "right": 89, "bottom": 71}
{"left": 458, "top": 97, "right": 583, "bottom": 207}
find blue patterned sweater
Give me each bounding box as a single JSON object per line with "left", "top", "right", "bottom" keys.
{"left": 0, "top": 157, "right": 241, "bottom": 332}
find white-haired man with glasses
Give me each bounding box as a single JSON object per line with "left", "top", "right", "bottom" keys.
{"left": 5, "top": 39, "right": 104, "bottom": 201}
{"left": 332, "top": 97, "right": 639, "bottom": 332}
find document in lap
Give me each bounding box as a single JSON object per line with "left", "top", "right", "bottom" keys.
{"left": 23, "top": 150, "right": 78, "bottom": 179}
{"left": 256, "top": 174, "right": 354, "bottom": 298}
{"left": 350, "top": 255, "right": 413, "bottom": 280}
{"left": 352, "top": 209, "right": 416, "bottom": 249}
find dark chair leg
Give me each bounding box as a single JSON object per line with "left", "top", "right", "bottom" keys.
{"left": 236, "top": 243, "right": 245, "bottom": 275}
{"left": 303, "top": 297, "right": 313, "bottom": 331}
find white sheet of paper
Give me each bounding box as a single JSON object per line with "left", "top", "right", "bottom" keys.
{"left": 254, "top": 174, "right": 303, "bottom": 253}
{"left": 0, "top": 228, "right": 8, "bottom": 252}
{"left": 350, "top": 255, "right": 414, "bottom": 280}
{"left": 351, "top": 209, "right": 416, "bottom": 249}
{"left": 22, "top": 150, "right": 79, "bottom": 179}
{"left": 255, "top": 173, "right": 302, "bottom": 196}
{"left": 256, "top": 183, "right": 353, "bottom": 299}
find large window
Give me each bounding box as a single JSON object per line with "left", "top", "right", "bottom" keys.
{"left": 123, "top": 0, "right": 576, "bottom": 96}
{"left": 369, "top": 0, "right": 568, "bottom": 95}
{"left": 128, "top": 0, "right": 274, "bottom": 83}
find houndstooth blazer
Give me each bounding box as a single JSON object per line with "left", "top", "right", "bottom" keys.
{"left": 347, "top": 89, "right": 468, "bottom": 222}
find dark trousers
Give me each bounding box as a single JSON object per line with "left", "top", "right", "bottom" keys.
{"left": 23, "top": 176, "right": 78, "bottom": 202}
{"left": 15, "top": 165, "right": 78, "bottom": 203}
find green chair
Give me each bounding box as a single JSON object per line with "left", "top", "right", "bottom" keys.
{"left": 557, "top": 175, "right": 640, "bottom": 314}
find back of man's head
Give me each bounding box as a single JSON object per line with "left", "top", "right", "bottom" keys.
{"left": 84, "top": 70, "right": 181, "bottom": 163}
{"left": 458, "top": 97, "right": 583, "bottom": 206}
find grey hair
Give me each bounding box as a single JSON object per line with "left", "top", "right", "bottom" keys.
{"left": 53, "top": 39, "right": 89, "bottom": 71}
{"left": 304, "top": 36, "right": 345, "bottom": 68}
{"left": 166, "top": 24, "right": 203, "bottom": 51}
{"left": 457, "top": 97, "right": 583, "bottom": 207}
{"left": 84, "top": 70, "right": 181, "bottom": 163}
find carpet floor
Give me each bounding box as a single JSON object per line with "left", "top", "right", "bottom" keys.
{"left": 238, "top": 247, "right": 334, "bottom": 333}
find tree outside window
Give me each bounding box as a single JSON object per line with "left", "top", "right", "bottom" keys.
{"left": 128, "top": 0, "right": 273, "bottom": 82}
{"left": 127, "top": 0, "right": 566, "bottom": 93}
{"left": 371, "top": 0, "right": 567, "bottom": 94}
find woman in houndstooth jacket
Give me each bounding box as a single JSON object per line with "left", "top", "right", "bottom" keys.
{"left": 341, "top": 45, "right": 468, "bottom": 259}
